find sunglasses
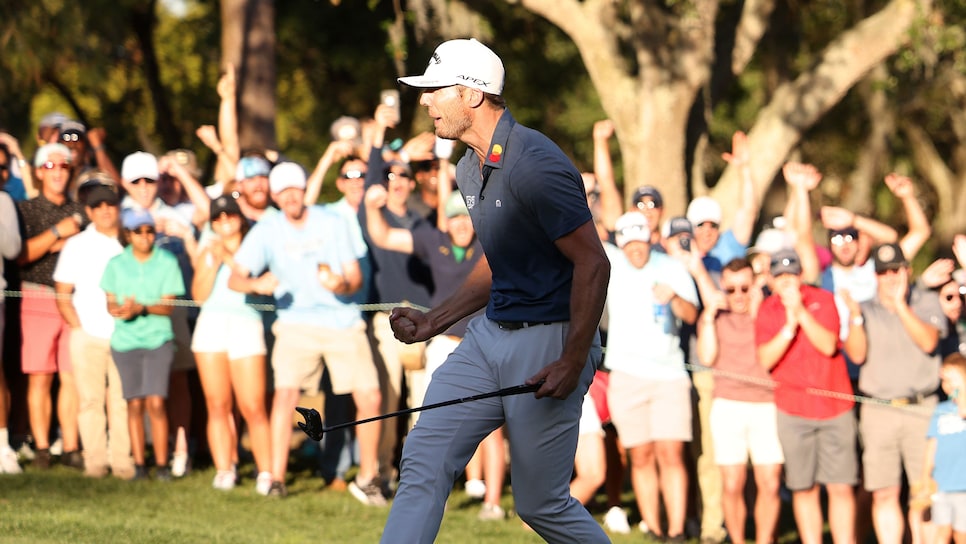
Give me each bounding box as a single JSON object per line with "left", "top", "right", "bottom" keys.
{"left": 60, "top": 132, "right": 83, "bottom": 143}
{"left": 636, "top": 200, "right": 659, "bottom": 210}
{"left": 130, "top": 178, "right": 157, "bottom": 185}
{"left": 724, "top": 285, "right": 752, "bottom": 295}
{"left": 341, "top": 170, "right": 365, "bottom": 180}
{"left": 830, "top": 234, "right": 856, "bottom": 246}
{"left": 42, "top": 161, "right": 71, "bottom": 171}
{"left": 387, "top": 172, "right": 410, "bottom": 181}
{"left": 129, "top": 227, "right": 156, "bottom": 235}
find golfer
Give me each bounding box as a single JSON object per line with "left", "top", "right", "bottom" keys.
{"left": 385, "top": 39, "right": 611, "bottom": 543}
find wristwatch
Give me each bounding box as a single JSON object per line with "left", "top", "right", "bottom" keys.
{"left": 50, "top": 225, "right": 61, "bottom": 240}
{"left": 140, "top": 306, "right": 149, "bottom": 317}
{"left": 850, "top": 315, "right": 864, "bottom": 326}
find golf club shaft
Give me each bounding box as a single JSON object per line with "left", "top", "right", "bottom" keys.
{"left": 321, "top": 382, "right": 541, "bottom": 433}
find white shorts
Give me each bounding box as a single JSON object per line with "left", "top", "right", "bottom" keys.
{"left": 191, "top": 309, "right": 266, "bottom": 361}
{"left": 425, "top": 335, "right": 462, "bottom": 381}
{"left": 710, "top": 398, "right": 784, "bottom": 466}
{"left": 579, "top": 392, "right": 603, "bottom": 436}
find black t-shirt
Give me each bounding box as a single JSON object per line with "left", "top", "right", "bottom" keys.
{"left": 17, "top": 194, "right": 84, "bottom": 286}
{"left": 411, "top": 223, "right": 484, "bottom": 338}
{"left": 358, "top": 205, "right": 434, "bottom": 308}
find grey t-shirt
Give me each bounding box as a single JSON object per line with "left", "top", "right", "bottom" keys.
{"left": 857, "top": 285, "right": 946, "bottom": 399}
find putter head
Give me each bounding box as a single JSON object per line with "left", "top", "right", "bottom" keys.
{"left": 295, "top": 406, "right": 324, "bottom": 441}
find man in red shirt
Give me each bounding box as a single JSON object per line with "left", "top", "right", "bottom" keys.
{"left": 756, "top": 248, "right": 856, "bottom": 544}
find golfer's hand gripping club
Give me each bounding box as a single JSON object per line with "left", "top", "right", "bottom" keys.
{"left": 295, "top": 381, "right": 544, "bottom": 442}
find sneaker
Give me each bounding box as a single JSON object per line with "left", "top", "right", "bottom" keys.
{"left": 327, "top": 477, "right": 348, "bottom": 492}
{"left": 667, "top": 534, "right": 686, "bottom": 544}
{"left": 171, "top": 452, "right": 189, "bottom": 478}
{"left": 32, "top": 448, "right": 52, "bottom": 470}
{"left": 267, "top": 480, "right": 288, "bottom": 498}
{"left": 155, "top": 466, "right": 172, "bottom": 481}
{"left": 212, "top": 470, "right": 236, "bottom": 491}
{"left": 603, "top": 506, "right": 631, "bottom": 534}
{"left": 255, "top": 472, "right": 273, "bottom": 496}
{"left": 464, "top": 479, "right": 486, "bottom": 499}
{"left": 478, "top": 503, "right": 505, "bottom": 521}
{"left": 643, "top": 530, "right": 665, "bottom": 543}
{"left": 349, "top": 477, "right": 388, "bottom": 506}
{"left": 62, "top": 450, "right": 85, "bottom": 470}
{"left": 0, "top": 447, "right": 22, "bottom": 474}
{"left": 49, "top": 437, "right": 63, "bottom": 456}
{"left": 130, "top": 464, "right": 149, "bottom": 481}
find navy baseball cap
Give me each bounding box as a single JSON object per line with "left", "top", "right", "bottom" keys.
{"left": 632, "top": 185, "right": 663, "bottom": 208}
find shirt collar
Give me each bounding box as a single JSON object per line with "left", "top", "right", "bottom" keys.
{"left": 482, "top": 109, "right": 516, "bottom": 171}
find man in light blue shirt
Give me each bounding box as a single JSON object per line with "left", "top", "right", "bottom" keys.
{"left": 229, "top": 161, "right": 383, "bottom": 502}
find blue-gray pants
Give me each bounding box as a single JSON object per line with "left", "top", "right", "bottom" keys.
{"left": 381, "top": 317, "right": 608, "bottom": 543}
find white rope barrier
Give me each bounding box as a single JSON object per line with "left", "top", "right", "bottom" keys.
{"left": 1, "top": 289, "right": 428, "bottom": 314}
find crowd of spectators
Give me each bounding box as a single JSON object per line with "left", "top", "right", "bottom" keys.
{"left": 1, "top": 70, "right": 966, "bottom": 544}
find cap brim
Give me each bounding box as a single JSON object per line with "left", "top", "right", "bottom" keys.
{"left": 397, "top": 75, "right": 457, "bottom": 89}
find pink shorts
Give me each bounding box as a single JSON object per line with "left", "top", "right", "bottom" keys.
{"left": 21, "top": 284, "right": 72, "bottom": 374}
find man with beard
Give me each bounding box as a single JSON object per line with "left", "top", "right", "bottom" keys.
{"left": 384, "top": 38, "right": 610, "bottom": 543}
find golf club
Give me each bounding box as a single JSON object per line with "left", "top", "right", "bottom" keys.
{"left": 296, "top": 381, "right": 542, "bottom": 441}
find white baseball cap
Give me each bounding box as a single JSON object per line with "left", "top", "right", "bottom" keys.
{"left": 121, "top": 151, "right": 159, "bottom": 183}
{"left": 268, "top": 161, "right": 307, "bottom": 194}
{"left": 398, "top": 39, "right": 505, "bottom": 95}
{"left": 686, "top": 196, "right": 723, "bottom": 226}
{"left": 615, "top": 212, "right": 651, "bottom": 248}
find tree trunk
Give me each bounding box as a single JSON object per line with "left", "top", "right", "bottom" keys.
{"left": 904, "top": 122, "right": 966, "bottom": 241}
{"left": 238, "top": 0, "right": 277, "bottom": 151}
{"left": 129, "top": 0, "right": 180, "bottom": 150}
{"left": 841, "top": 64, "right": 894, "bottom": 214}
{"left": 519, "top": 0, "right": 716, "bottom": 215}
{"left": 220, "top": 0, "right": 246, "bottom": 68}
{"left": 712, "top": 0, "right": 930, "bottom": 226}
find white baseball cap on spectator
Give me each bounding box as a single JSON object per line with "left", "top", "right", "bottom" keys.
{"left": 686, "top": 196, "right": 723, "bottom": 226}
{"left": 398, "top": 38, "right": 505, "bottom": 96}
{"left": 268, "top": 162, "right": 307, "bottom": 194}
{"left": 615, "top": 212, "right": 651, "bottom": 248}
{"left": 748, "top": 228, "right": 793, "bottom": 257}
{"left": 34, "top": 143, "right": 73, "bottom": 168}
{"left": 121, "top": 151, "right": 159, "bottom": 183}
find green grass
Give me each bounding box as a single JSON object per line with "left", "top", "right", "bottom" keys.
{"left": 0, "top": 463, "right": 656, "bottom": 543}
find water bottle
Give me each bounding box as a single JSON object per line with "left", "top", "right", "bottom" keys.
{"left": 652, "top": 302, "right": 671, "bottom": 334}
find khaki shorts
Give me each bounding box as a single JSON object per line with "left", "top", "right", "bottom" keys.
{"left": 271, "top": 320, "right": 377, "bottom": 395}
{"left": 710, "top": 398, "right": 784, "bottom": 466}
{"left": 608, "top": 371, "right": 692, "bottom": 448}
{"left": 859, "top": 398, "right": 935, "bottom": 491}
{"left": 777, "top": 409, "right": 857, "bottom": 491}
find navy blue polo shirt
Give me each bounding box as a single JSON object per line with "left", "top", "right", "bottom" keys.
{"left": 455, "top": 109, "right": 591, "bottom": 322}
